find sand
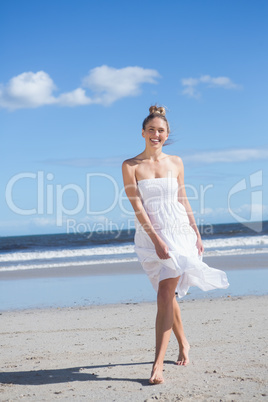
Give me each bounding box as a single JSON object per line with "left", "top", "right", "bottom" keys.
{"left": 0, "top": 295, "right": 267, "bottom": 401}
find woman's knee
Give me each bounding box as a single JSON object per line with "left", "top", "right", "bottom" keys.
{"left": 157, "top": 290, "right": 174, "bottom": 308}
{"left": 157, "top": 279, "right": 178, "bottom": 306}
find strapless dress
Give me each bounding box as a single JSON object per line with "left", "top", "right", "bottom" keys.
{"left": 134, "top": 177, "right": 229, "bottom": 297}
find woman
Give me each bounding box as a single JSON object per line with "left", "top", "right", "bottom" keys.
{"left": 122, "top": 106, "right": 229, "bottom": 384}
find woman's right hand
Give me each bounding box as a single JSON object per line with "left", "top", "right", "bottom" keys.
{"left": 153, "top": 236, "right": 171, "bottom": 260}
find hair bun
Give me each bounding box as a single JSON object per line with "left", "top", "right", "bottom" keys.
{"left": 149, "top": 105, "right": 166, "bottom": 116}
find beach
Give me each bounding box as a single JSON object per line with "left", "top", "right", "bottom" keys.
{"left": 1, "top": 253, "right": 268, "bottom": 281}
{"left": 1, "top": 226, "right": 268, "bottom": 400}
{"left": 1, "top": 253, "right": 268, "bottom": 311}
{"left": 0, "top": 295, "right": 267, "bottom": 401}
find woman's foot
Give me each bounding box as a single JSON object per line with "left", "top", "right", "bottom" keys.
{"left": 149, "top": 363, "right": 164, "bottom": 384}
{"left": 176, "top": 342, "right": 190, "bottom": 366}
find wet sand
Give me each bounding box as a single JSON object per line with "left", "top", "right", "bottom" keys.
{"left": 0, "top": 252, "right": 268, "bottom": 280}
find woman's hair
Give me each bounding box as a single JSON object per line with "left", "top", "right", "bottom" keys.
{"left": 142, "top": 105, "right": 170, "bottom": 134}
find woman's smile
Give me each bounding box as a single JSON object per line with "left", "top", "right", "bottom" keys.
{"left": 150, "top": 138, "right": 161, "bottom": 144}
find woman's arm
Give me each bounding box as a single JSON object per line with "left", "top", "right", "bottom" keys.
{"left": 122, "top": 160, "right": 170, "bottom": 259}
{"left": 177, "top": 157, "right": 204, "bottom": 255}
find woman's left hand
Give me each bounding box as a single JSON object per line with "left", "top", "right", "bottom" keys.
{"left": 196, "top": 236, "right": 204, "bottom": 256}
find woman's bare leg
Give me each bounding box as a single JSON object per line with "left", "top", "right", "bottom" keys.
{"left": 172, "top": 299, "right": 190, "bottom": 365}
{"left": 150, "top": 276, "right": 179, "bottom": 384}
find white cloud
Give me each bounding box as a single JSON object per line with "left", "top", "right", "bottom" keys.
{"left": 181, "top": 74, "right": 241, "bottom": 98}
{"left": 44, "top": 148, "right": 268, "bottom": 168}
{"left": 83, "top": 65, "right": 160, "bottom": 105}
{"left": 58, "top": 88, "right": 92, "bottom": 106}
{"left": 197, "top": 204, "right": 268, "bottom": 219}
{"left": 201, "top": 204, "right": 268, "bottom": 225}
{"left": 0, "top": 217, "right": 59, "bottom": 236}
{"left": 0, "top": 71, "right": 57, "bottom": 110}
{"left": 0, "top": 66, "right": 160, "bottom": 110}
{"left": 183, "top": 148, "right": 268, "bottom": 164}
{"left": 198, "top": 207, "right": 229, "bottom": 217}
{"left": 235, "top": 203, "right": 266, "bottom": 215}
{"left": 30, "top": 217, "right": 59, "bottom": 227}
{"left": 43, "top": 156, "right": 124, "bottom": 167}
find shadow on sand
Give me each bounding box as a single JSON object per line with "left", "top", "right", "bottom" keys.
{"left": 0, "top": 360, "right": 176, "bottom": 387}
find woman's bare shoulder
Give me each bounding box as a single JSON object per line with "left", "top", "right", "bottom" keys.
{"left": 122, "top": 155, "right": 144, "bottom": 183}
{"left": 122, "top": 157, "right": 136, "bottom": 168}
{"left": 122, "top": 153, "right": 144, "bottom": 168}
{"left": 168, "top": 154, "right": 184, "bottom": 166}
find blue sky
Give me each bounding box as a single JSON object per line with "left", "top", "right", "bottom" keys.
{"left": 1, "top": 0, "right": 267, "bottom": 236}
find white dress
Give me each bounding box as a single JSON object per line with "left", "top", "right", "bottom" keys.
{"left": 134, "top": 177, "right": 229, "bottom": 298}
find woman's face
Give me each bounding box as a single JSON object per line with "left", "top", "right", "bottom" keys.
{"left": 142, "top": 117, "right": 169, "bottom": 148}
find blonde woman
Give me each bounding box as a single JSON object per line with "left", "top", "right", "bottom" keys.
{"left": 122, "top": 106, "right": 229, "bottom": 384}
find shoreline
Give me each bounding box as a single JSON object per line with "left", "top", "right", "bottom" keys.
{"left": 0, "top": 253, "right": 267, "bottom": 312}
{"left": 0, "top": 252, "right": 268, "bottom": 281}
{"left": 0, "top": 295, "right": 267, "bottom": 401}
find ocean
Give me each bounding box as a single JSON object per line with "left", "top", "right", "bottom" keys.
{"left": 0, "top": 221, "right": 268, "bottom": 273}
